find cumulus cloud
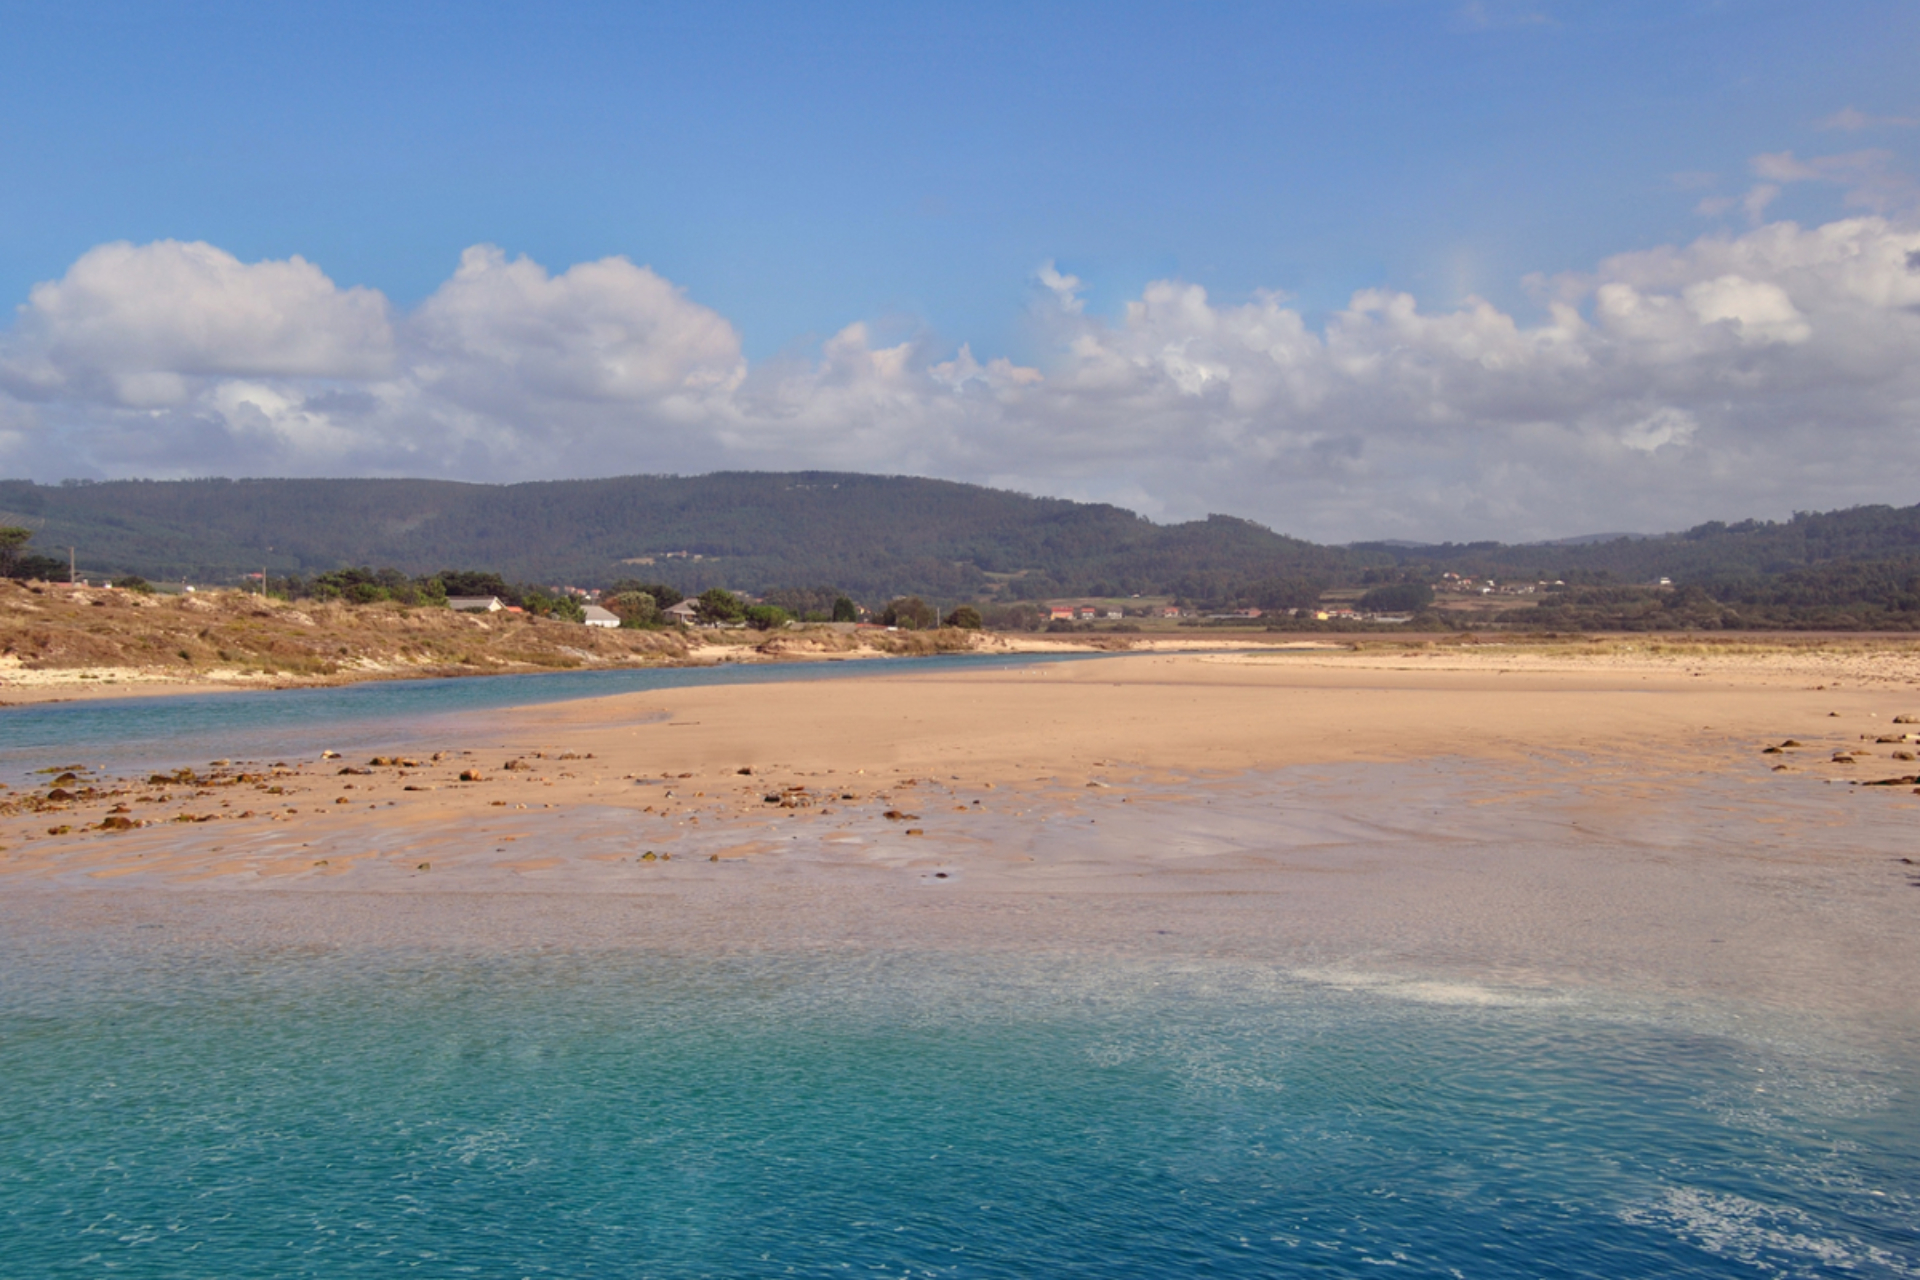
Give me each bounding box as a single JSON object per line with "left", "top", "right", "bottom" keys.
{"left": 3, "top": 217, "right": 1920, "bottom": 542}
{"left": 0, "top": 240, "right": 393, "bottom": 408}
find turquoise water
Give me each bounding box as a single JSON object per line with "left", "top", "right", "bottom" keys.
{"left": 0, "top": 653, "right": 1093, "bottom": 778}
{"left": 4, "top": 942, "right": 1915, "bottom": 1278}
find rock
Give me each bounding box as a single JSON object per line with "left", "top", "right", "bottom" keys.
{"left": 322, "top": 750, "right": 340, "bottom": 759}
{"left": 416, "top": 862, "right": 430, "bottom": 872}
{"left": 737, "top": 766, "right": 754, "bottom": 775}
{"left": 905, "top": 828, "right": 925, "bottom": 836}
{"left": 337, "top": 765, "right": 371, "bottom": 775}
{"left": 1895, "top": 752, "right": 1915, "bottom": 762}
{"left": 1895, "top": 715, "right": 1918, "bottom": 724}
{"left": 459, "top": 769, "right": 484, "bottom": 782}
{"left": 503, "top": 759, "right": 532, "bottom": 771}
{"left": 96, "top": 815, "right": 135, "bottom": 831}
{"left": 45, "top": 788, "right": 74, "bottom": 801}
{"left": 1762, "top": 746, "right": 1783, "bottom": 754}
{"left": 52, "top": 771, "right": 79, "bottom": 785}
{"left": 1781, "top": 739, "right": 1803, "bottom": 747}
{"left": 883, "top": 809, "right": 920, "bottom": 821}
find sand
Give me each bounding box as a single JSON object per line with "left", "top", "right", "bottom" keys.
{"left": 5, "top": 644, "right": 1919, "bottom": 1033}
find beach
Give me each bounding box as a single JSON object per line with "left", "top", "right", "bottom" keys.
{"left": 6, "top": 641, "right": 1918, "bottom": 1018}
{"left": 7, "top": 642, "right": 1920, "bottom": 1275}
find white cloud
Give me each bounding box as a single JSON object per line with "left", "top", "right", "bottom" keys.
{"left": 1820, "top": 107, "right": 1919, "bottom": 131}
{"left": 3, "top": 216, "right": 1920, "bottom": 542}
{"left": 0, "top": 240, "right": 393, "bottom": 407}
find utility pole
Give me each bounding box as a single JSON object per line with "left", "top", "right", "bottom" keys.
{"left": 68, "top": 546, "right": 76, "bottom": 585}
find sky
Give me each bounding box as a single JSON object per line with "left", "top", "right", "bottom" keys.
{"left": 2, "top": 0, "right": 1918, "bottom": 543}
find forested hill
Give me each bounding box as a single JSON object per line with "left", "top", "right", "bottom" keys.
{"left": 0, "top": 473, "right": 1349, "bottom": 599}
{"left": 3, "top": 473, "right": 1918, "bottom": 609}
{"left": 1357, "top": 504, "right": 1920, "bottom": 586}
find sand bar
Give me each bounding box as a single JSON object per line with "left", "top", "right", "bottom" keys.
{"left": 4, "top": 645, "right": 1918, "bottom": 1033}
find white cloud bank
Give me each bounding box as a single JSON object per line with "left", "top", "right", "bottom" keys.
{"left": 3, "top": 215, "right": 1919, "bottom": 542}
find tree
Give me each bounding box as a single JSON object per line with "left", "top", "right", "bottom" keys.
{"left": 831, "top": 595, "right": 859, "bottom": 622}
{"left": 695, "top": 587, "right": 745, "bottom": 623}
{"left": 943, "top": 604, "right": 983, "bottom": 629}
{"left": 0, "top": 526, "right": 65, "bottom": 581}
{"left": 112, "top": 575, "right": 155, "bottom": 593}
{"left": 880, "top": 596, "right": 936, "bottom": 629}
{"left": 608, "top": 579, "right": 683, "bottom": 609}
{"left": 437, "top": 570, "right": 520, "bottom": 606}
{"left": 606, "top": 590, "right": 658, "bottom": 626}
{"left": 1357, "top": 582, "right": 1434, "bottom": 613}
{"left": 523, "top": 589, "right": 586, "bottom": 623}
{"left": 743, "top": 603, "right": 790, "bottom": 630}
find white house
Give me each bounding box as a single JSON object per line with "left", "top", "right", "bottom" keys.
{"left": 581, "top": 604, "right": 621, "bottom": 628}
{"left": 447, "top": 596, "right": 504, "bottom": 613}
{"left": 664, "top": 599, "right": 700, "bottom": 624}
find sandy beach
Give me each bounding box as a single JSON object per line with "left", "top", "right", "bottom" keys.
{"left": 4, "top": 642, "right": 1918, "bottom": 1031}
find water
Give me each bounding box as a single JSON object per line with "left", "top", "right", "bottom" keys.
{"left": 3, "top": 942, "right": 1915, "bottom": 1278}
{"left": 0, "top": 652, "right": 1095, "bottom": 779}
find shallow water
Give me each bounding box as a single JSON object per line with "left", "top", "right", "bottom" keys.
{"left": 3, "top": 938, "right": 1915, "bottom": 1278}
{"left": 0, "top": 652, "right": 1094, "bottom": 779}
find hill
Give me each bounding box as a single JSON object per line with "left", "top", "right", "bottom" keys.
{"left": 3, "top": 474, "right": 1920, "bottom": 624}
{"left": 0, "top": 473, "right": 1352, "bottom": 602}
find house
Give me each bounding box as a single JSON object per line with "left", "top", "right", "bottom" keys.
{"left": 447, "top": 596, "right": 504, "bottom": 613}
{"left": 1158, "top": 605, "right": 1185, "bottom": 618}
{"left": 581, "top": 604, "right": 621, "bottom": 628}
{"left": 1105, "top": 609, "right": 1123, "bottom": 619}
{"left": 1074, "top": 606, "right": 1098, "bottom": 620}
{"left": 664, "top": 599, "right": 700, "bottom": 624}
{"left": 1048, "top": 606, "right": 1076, "bottom": 621}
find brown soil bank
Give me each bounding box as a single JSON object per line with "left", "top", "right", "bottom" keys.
{"left": 0, "top": 579, "right": 697, "bottom": 689}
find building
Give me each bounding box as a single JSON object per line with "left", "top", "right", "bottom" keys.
{"left": 1048, "top": 606, "right": 1076, "bottom": 621}
{"left": 664, "top": 599, "right": 700, "bottom": 624}
{"left": 581, "top": 604, "right": 621, "bottom": 628}
{"left": 447, "top": 596, "right": 504, "bottom": 613}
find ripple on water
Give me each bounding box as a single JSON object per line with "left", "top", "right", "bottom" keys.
{"left": 2, "top": 945, "right": 1916, "bottom": 1278}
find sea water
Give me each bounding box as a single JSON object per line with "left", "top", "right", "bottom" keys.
{"left": 4, "top": 937, "right": 1915, "bottom": 1278}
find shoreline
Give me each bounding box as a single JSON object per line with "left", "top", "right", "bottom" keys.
{"left": 9, "top": 625, "right": 1920, "bottom": 706}
{"left": 4, "top": 644, "right": 1919, "bottom": 1031}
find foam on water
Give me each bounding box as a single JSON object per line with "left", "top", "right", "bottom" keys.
{"left": 3, "top": 938, "right": 1915, "bottom": 1278}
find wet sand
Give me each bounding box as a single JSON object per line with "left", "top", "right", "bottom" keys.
{"left": 4, "top": 647, "right": 1918, "bottom": 1030}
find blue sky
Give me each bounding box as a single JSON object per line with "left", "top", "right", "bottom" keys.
{"left": 3, "top": 1, "right": 1918, "bottom": 540}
